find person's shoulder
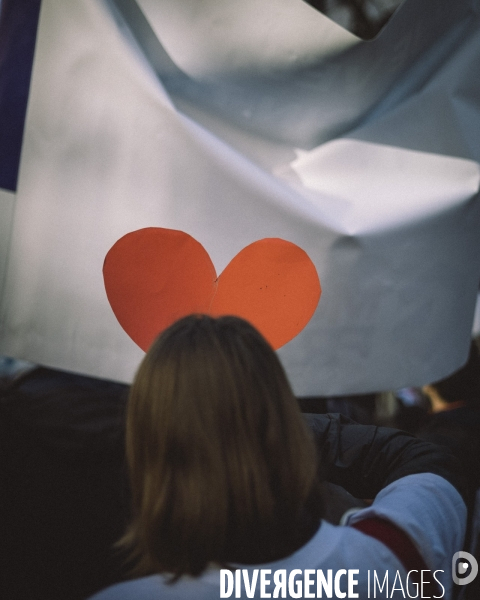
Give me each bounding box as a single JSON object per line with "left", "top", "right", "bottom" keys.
{"left": 278, "top": 518, "right": 404, "bottom": 572}
{"left": 346, "top": 472, "right": 466, "bottom": 590}
{"left": 347, "top": 472, "right": 466, "bottom": 536}
{"left": 367, "top": 471, "right": 465, "bottom": 518}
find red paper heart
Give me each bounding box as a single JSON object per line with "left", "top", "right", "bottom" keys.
{"left": 103, "top": 228, "right": 321, "bottom": 351}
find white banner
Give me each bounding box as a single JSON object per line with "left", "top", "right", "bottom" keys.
{"left": 1, "top": 0, "right": 479, "bottom": 394}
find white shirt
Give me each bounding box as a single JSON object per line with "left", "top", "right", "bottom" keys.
{"left": 88, "top": 473, "right": 466, "bottom": 599}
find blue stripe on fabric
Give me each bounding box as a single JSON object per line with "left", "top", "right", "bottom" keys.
{"left": 0, "top": 0, "right": 42, "bottom": 191}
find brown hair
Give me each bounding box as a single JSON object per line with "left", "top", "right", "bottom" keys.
{"left": 120, "top": 314, "right": 322, "bottom": 578}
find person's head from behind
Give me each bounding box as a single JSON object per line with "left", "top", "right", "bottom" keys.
{"left": 121, "top": 314, "right": 322, "bottom": 578}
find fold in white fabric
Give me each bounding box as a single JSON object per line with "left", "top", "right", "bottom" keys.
{"left": 1, "top": 0, "right": 480, "bottom": 393}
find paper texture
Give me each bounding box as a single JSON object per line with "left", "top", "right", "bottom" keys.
{"left": 0, "top": 0, "right": 479, "bottom": 393}
{"left": 103, "top": 228, "right": 320, "bottom": 351}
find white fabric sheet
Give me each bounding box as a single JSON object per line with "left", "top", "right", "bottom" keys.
{"left": 1, "top": 0, "right": 480, "bottom": 393}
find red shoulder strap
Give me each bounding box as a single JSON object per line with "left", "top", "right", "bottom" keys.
{"left": 351, "top": 517, "right": 440, "bottom": 597}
